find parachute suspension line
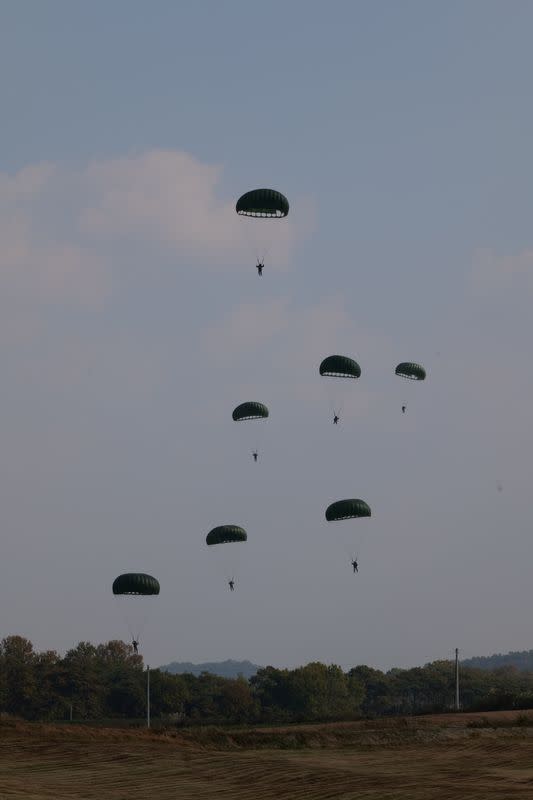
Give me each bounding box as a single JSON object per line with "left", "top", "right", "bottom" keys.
{"left": 257, "top": 243, "right": 270, "bottom": 264}
{"left": 249, "top": 236, "right": 270, "bottom": 264}
{"left": 114, "top": 596, "right": 137, "bottom": 644}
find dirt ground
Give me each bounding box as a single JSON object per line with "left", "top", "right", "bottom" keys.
{"left": 2, "top": 711, "right": 533, "bottom": 799}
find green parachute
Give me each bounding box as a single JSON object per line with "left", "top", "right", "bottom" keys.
{"left": 112, "top": 573, "right": 160, "bottom": 650}
{"left": 206, "top": 526, "right": 248, "bottom": 588}
{"left": 325, "top": 500, "right": 372, "bottom": 564}
{"left": 236, "top": 189, "right": 289, "bottom": 271}
{"left": 319, "top": 355, "right": 361, "bottom": 379}
{"left": 325, "top": 499, "right": 371, "bottom": 521}
{"left": 232, "top": 403, "right": 269, "bottom": 460}
{"left": 113, "top": 573, "right": 160, "bottom": 595}
{"left": 319, "top": 356, "right": 361, "bottom": 420}
{"left": 395, "top": 362, "right": 426, "bottom": 381}
{"left": 236, "top": 189, "right": 289, "bottom": 218}
{"left": 206, "top": 525, "right": 248, "bottom": 545}
{"left": 232, "top": 402, "right": 269, "bottom": 422}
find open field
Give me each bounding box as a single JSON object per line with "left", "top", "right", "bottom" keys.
{"left": 2, "top": 711, "right": 533, "bottom": 799}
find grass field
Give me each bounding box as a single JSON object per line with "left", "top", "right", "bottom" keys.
{"left": 2, "top": 711, "right": 533, "bottom": 799}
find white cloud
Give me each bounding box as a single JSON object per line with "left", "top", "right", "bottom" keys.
{"left": 0, "top": 162, "right": 56, "bottom": 196}
{"left": 80, "top": 150, "right": 300, "bottom": 266}
{"left": 81, "top": 150, "right": 238, "bottom": 254}
{"left": 0, "top": 163, "right": 109, "bottom": 317}
{"left": 0, "top": 150, "right": 311, "bottom": 333}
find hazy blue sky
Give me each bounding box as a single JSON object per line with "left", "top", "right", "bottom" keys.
{"left": 1, "top": 1, "right": 533, "bottom": 671}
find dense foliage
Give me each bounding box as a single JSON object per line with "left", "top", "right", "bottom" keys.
{"left": 2, "top": 636, "right": 533, "bottom": 724}
{"left": 462, "top": 650, "right": 533, "bottom": 672}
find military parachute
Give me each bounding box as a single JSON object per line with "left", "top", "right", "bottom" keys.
{"left": 206, "top": 525, "right": 248, "bottom": 589}
{"left": 236, "top": 189, "right": 289, "bottom": 218}
{"left": 113, "top": 573, "right": 160, "bottom": 595}
{"left": 236, "top": 188, "right": 289, "bottom": 273}
{"left": 395, "top": 362, "right": 426, "bottom": 381}
{"left": 112, "top": 573, "right": 160, "bottom": 652}
{"left": 326, "top": 499, "right": 371, "bottom": 521}
{"left": 395, "top": 362, "right": 426, "bottom": 414}
{"left": 232, "top": 402, "right": 269, "bottom": 422}
{"left": 319, "top": 355, "right": 361, "bottom": 422}
{"left": 206, "top": 525, "right": 248, "bottom": 546}
{"left": 232, "top": 402, "right": 269, "bottom": 461}
{"left": 325, "top": 499, "right": 372, "bottom": 568}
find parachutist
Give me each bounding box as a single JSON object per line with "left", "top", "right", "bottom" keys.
{"left": 256, "top": 262, "right": 264, "bottom": 276}
{"left": 132, "top": 639, "right": 139, "bottom": 655}
{"left": 333, "top": 414, "right": 339, "bottom": 424}
{"left": 401, "top": 405, "right": 406, "bottom": 414}
{"left": 252, "top": 451, "right": 258, "bottom": 462}
{"left": 351, "top": 559, "right": 358, "bottom": 574}
{"left": 228, "top": 579, "right": 235, "bottom": 591}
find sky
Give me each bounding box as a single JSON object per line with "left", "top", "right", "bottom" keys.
{"left": 1, "top": 0, "right": 533, "bottom": 672}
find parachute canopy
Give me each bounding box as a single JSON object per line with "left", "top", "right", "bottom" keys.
{"left": 112, "top": 573, "right": 160, "bottom": 596}
{"left": 395, "top": 362, "right": 426, "bottom": 381}
{"left": 206, "top": 525, "right": 248, "bottom": 546}
{"left": 326, "top": 499, "right": 372, "bottom": 522}
{"left": 232, "top": 402, "right": 269, "bottom": 422}
{"left": 236, "top": 189, "right": 289, "bottom": 218}
{"left": 320, "top": 355, "right": 361, "bottom": 379}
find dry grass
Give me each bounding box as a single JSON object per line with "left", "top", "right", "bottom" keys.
{"left": 2, "top": 711, "right": 533, "bottom": 799}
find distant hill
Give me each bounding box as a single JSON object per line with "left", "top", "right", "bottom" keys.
{"left": 159, "top": 659, "right": 261, "bottom": 679}
{"left": 462, "top": 650, "right": 533, "bottom": 672}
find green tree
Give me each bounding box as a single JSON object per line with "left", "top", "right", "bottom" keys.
{"left": 349, "top": 665, "right": 393, "bottom": 715}
{"left": 62, "top": 642, "right": 104, "bottom": 718}
{"left": 147, "top": 670, "right": 190, "bottom": 719}
{"left": 215, "top": 677, "right": 258, "bottom": 722}
{"left": 32, "top": 649, "right": 67, "bottom": 720}
{"left": 0, "top": 636, "right": 37, "bottom": 718}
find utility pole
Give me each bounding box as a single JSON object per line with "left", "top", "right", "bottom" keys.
{"left": 147, "top": 665, "right": 151, "bottom": 728}
{"left": 454, "top": 648, "right": 460, "bottom": 711}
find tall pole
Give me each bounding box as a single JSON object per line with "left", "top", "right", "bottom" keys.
{"left": 454, "top": 648, "right": 460, "bottom": 711}
{"left": 147, "top": 665, "right": 151, "bottom": 728}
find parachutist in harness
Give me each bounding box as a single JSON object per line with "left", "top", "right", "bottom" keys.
{"left": 228, "top": 579, "right": 235, "bottom": 591}
{"left": 401, "top": 405, "right": 406, "bottom": 414}
{"left": 351, "top": 559, "right": 358, "bottom": 573}
{"left": 132, "top": 639, "right": 139, "bottom": 655}
{"left": 256, "top": 261, "right": 264, "bottom": 276}
{"left": 252, "top": 451, "right": 258, "bottom": 462}
{"left": 333, "top": 414, "right": 339, "bottom": 424}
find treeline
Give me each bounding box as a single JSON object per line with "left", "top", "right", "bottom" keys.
{"left": 462, "top": 650, "right": 533, "bottom": 672}
{"left": 2, "top": 636, "right": 533, "bottom": 724}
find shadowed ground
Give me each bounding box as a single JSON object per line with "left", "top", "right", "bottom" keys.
{"left": 2, "top": 711, "right": 533, "bottom": 799}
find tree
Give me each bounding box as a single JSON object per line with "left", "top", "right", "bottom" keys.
{"left": 0, "top": 636, "right": 37, "bottom": 718}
